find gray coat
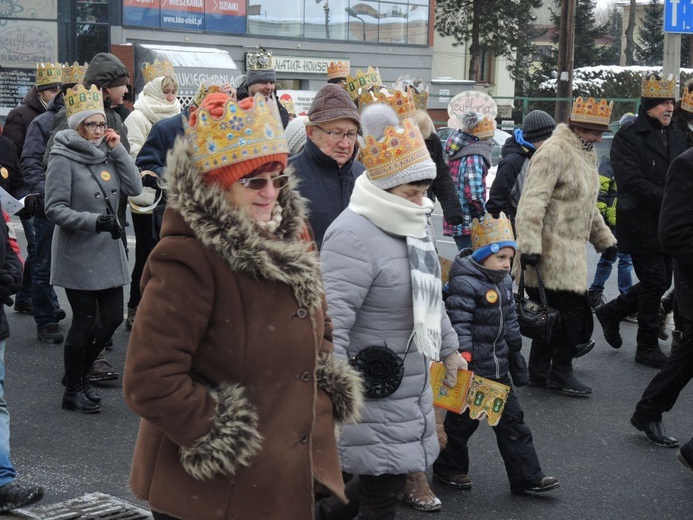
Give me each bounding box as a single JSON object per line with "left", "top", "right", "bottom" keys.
{"left": 45, "top": 129, "right": 142, "bottom": 290}
{"left": 321, "top": 208, "right": 458, "bottom": 476}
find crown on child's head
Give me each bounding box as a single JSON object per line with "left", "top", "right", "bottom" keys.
{"left": 327, "top": 61, "right": 350, "bottom": 80}
{"left": 62, "top": 62, "right": 88, "bottom": 86}
{"left": 471, "top": 212, "right": 515, "bottom": 256}
{"left": 569, "top": 97, "right": 613, "bottom": 130}
{"left": 246, "top": 46, "right": 274, "bottom": 71}
{"left": 471, "top": 115, "right": 496, "bottom": 139}
{"left": 185, "top": 93, "right": 288, "bottom": 175}
{"left": 142, "top": 59, "right": 175, "bottom": 84}
{"left": 65, "top": 84, "right": 103, "bottom": 119}
{"left": 345, "top": 66, "right": 382, "bottom": 101}
{"left": 642, "top": 73, "right": 677, "bottom": 99}
{"left": 36, "top": 62, "right": 62, "bottom": 87}
{"left": 358, "top": 88, "right": 417, "bottom": 120}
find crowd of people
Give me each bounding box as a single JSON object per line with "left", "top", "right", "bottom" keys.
{"left": 0, "top": 46, "right": 690, "bottom": 518}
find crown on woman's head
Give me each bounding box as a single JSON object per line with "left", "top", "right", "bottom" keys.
{"left": 642, "top": 73, "right": 677, "bottom": 99}
{"left": 358, "top": 88, "right": 417, "bottom": 120}
{"left": 570, "top": 97, "right": 614, "bottom": 128}
{"left": 471, "top": 212, "right": 515, "bottom": 252}
{"left": 142, "top": 59, "right": 175, "bottom": 83}
{"left": 186, "top": 94, "right": 288, "bottom": 175}
{"left": 62, "top": 62, "right": 88, "bottom": 86}
{"left": 345, "top": 66, "right": 382, "bottom": 100}
{"left": 327, "top": 61, "right": 350, "bottom": 80}
{"left": 246, "top": 46, "right": 274, "bottom": 71}
{"left": 681, "top": 83, "right": 693, "bottom": 113}
{"left": 65, "top": 85, "right": 103, "bottom": 119}
{"left": 36, "top": 62, "right": 62, "bottom": 86}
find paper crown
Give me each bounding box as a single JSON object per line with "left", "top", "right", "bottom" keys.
{"left": 192, "top": 83, "right": 222, "bottom": 108}
{"left": 246, "top": 46, "right": 274, "bottom": 71}
{"left": 327, "top": 61, "right": 350, "bottom": 80}
{"left": 471, "top": 212, "right": 515, "bottom": 252}
{"left": 681, "top": 84, "right": 693, "bottom": 113}
{"left": 642, "top": 73, "right": 677, "bottom": 99}
{"left": 359, "top": 117, "right": 431, "bottom": 184}
{"left": 36, "top": 62, "right": 62, "bottom": 87}
{"left": 279, "top": 96, "right": 296, "bottom": 115}
{"left": 569, "top": 97, "right": 613, "bottom": 130}
{"left": 411, "top": 84, "right": 429, "bottom": 111}
{"left": 358, "top": 88, "right": 417, "bottom": 120}
{"left": 470, "top": 114, "right": 496, "bottom": 139}
{"left": 345, "top": 66, "right": 383, "bottom": 100}
{"left": 62, "top": 62, "right": 88, "bottom": 86}
{"left": 65, "top": 84, "right": 104, "bottom": 119}
{"left": 186, "top": 93, "right": 288, "bottom": 175}
{"left": 142, "top": 59, "right": 175, "bottom": 84}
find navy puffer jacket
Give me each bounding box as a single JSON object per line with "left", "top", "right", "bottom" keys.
{"left": 445, "top": 250, "right": 522, "bottom": 380}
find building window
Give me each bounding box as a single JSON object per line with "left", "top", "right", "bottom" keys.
{"left": 476, "top": 48, "right": 493, "bottom": 84}
{"left": 76, "top": 0, "right": 109, "bottom": 63}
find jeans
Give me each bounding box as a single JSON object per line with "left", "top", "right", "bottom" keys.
{"left": 31, "top": 215, "right": 59, "bottom": 328}
{"left": 589, "top": 250, "right": 633, "bottom": 295}
{"left": 0, "top": 340, "right": 17, "bottom": 488}
{"left": 15, "top": 217, "right": 35, "bottom": 303}
{"left": 453, "top": 234, "right": 472, "bottom": 251}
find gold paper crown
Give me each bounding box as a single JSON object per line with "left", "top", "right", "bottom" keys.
{"left": 327, "top": 61, "right": 350, "bottom": 80}
{"left": 62, "top": 62, "right": 88, "bottom": 86}
{"left": 471, "top": 212, "right": 515, "bottom": 253}
{"left": 569, "top": 97, "right": 613, "bottom": 128}
{"left": 246, "top": 47, "right": 273, "bottom": 71}
{"left": 471, "top": 115, "right": 496, "bottom": 139}
{"left": 142, "top": 59, "right": 175, "bottom": 84}
{"left": 358, "top": 88, "right": 417, "bottom": 120}
{"left": 192, "top": 83, "right": 221, "bottom": 108}
{"left": 65, "top": 84, "right": 104, "bottom": 119}
{"left": 186, "top": 94, "right": 288, "bottom": 175}
{"left": 359, "top": 118, "right": 431, "bottom": 183}
{"left": 345, "top": 66, "right": 383, "bottom": 100}
{"left": 642, "top": 73, "right": 677, "bottom": 99}
{"left": 36, "top": 62, "right": 62, "bottom": 87}
{"left": 681, "top": 84, "right": 693, "bottom": 113}
{"left": 279, "top": 97, "right": 296, "bottom": 115}
{"left": 411, "top": 85, "right": 429, "bottom": 111}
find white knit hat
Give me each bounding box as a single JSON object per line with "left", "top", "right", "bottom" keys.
{"left": 285, "top": 115, "right": 308, "bottom": 154}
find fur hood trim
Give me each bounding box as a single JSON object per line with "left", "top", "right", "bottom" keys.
{"left": 164, "top": 136, "right": 323, "bottom": 310}
{"left": 179, "top": 382, "right": 263, "bottom": 481}
{"left": 316, "top": 354, "right": 364, "bottom": 425}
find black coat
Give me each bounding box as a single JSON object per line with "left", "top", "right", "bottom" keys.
{"left": 0, "top": 135, "right": 29, "bottom": 201}
{"left": 611, "top": 105, "right": 687, "bottom": 255}
{"left": 486, "top": 133, "right": 534, "bottom": 224}
{"left": 659, "top": 147, "right": 693, "bottom": 319}
{"left": 3, "top": 86, "right": 46, "bottom": 157}
{"left": 425, "top": 133, "right": 463, "bottom": 225}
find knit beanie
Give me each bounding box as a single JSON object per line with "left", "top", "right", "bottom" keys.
{"left": 285, "top": 115, "right": 308, "bottom": 154}
{"left": 522, "top": 110, "right": 556, "bottom": 143}
{"left": 188, "top": 93, "right": 288, "bottom": 189}
{"left": 470, "top": 212, "right": 516, "bottom": 262}
{"left": 308, "top": 84, "right": 360, "bottom": 125}
{"left": 642, "top": 96, "right": 675, "bottom": 111}
{"left": 246, "top": 68, "right": 276, "bottom": 88}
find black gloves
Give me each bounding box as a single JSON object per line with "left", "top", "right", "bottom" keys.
{"left": 520, "top": 253, "right": 541, "bottom": 267}
{"left": 509, "top": 351, "right": 529, "bottom": 387}
{"left": 602, "top": 245, "right": 618, "bottom": 261}
{"left": 444, "top": 212, "right": 464, "bottom": 226}
{"left": 0, "top": 271, "right": 21, "bottom": 307}
{"left": 15, "top": 196, "right": 35, "bottom": 219}
{"left": 95, "top": 214, "right": 123, "bottom": 240}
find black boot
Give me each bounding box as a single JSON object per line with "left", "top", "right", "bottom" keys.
{"left": 635, "top": 331, "right": 667, "bottom": 368}
{"left": 62, "top": 344, "right": 100, "bottom": 414}
{"left": 546, "top": 369, "right": 592, "bottom": 397}
{"left": 81, "top": 378, "right": 101, "bottom": 404}
{"left": 573, "top": 340, "right": 595, "bottom": 359}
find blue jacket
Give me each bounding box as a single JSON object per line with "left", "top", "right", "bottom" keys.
{"left": 135, "top": 110, "right": 187, "bottom": 180}
{"left": 445, "top": 250, "right": 522, "bottom": 380}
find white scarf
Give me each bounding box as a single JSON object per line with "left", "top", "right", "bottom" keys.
{"left": 349, "top": 174, "right": 443, "bottom": 360}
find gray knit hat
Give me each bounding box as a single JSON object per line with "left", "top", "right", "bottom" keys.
{"left": 285, "top": 115, "right": 308, "bottom": 154}
{"left": 522, "top": 110, "right": 556, "bottom": 143}
{"left": 308, "top": 84, "right": 360, "bottom": 125}
{"left": 246, "top": 68, "right": 276, "bottom": 88}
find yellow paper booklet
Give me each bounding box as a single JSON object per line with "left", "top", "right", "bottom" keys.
{"left": 430, "top": 362, "right": 511, "bottom": 426}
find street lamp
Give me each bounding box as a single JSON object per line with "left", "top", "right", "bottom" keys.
{"left": 345, "top": 7, "right": 366, "bottom": 41}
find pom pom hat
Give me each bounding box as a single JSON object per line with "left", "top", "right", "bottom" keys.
{"left": 186, "top": 93, "right": 288, "bottom": 189}
{"left": 471, "top": 212, "right": 517, "bottom": 262}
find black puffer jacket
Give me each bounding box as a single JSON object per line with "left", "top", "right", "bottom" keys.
{"left": 3, "top": 86, "right": 46, "bottom": 157}
{"left": 445, "top": 250, "right": 522, "bottom": 380}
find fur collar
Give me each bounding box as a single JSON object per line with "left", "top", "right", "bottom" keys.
{"left": 164, "top": 136, "right": 323, "bottom": 310}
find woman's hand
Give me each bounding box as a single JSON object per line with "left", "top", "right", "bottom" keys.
{"left": 443, "top": 351, "right": 468, "bottom": 388}
{"left": 104, "top": 129, "right": 120, "bottom": 150}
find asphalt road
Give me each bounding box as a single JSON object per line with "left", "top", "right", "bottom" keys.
{"left": 3, "top": 208, "right": 692, "bottom": 519}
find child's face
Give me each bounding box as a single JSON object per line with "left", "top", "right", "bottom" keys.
{"left": 481, "top": 247, "right": 515, "bottom": 271}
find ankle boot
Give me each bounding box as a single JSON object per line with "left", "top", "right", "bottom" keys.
{"left": 81, "top": 378, "right": 101, "bottom": 404}
{"left": 547, "top": 370, "right": 592, "bottom": 397}
{"left": 63, "top": 343, "right": 100, "bottom": 413}
{"left": 62, "top": 390, "right": 101, "bottom": 413}
{"left": 403, "top": 472, "right": 442, "bottom": 512}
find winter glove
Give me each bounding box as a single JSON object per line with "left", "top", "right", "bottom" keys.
{"left": 95, "top": 214, "right": 123, "bottom": 240}
{"left": 443, "top": 351, "right": 468, "bottom": 388}
{"left": 602, "top": 245, "right": 618, "bottom": 262}
{"left": 15, "top": 196, "right": 35, "bottom": 219}
{"left": 520, "top": 253, "right": 541, "bottom": 267}
{"left": 509, "top": 350, "right": 529, "bottom": 387}
{"left": 0, "top": 271, "right": 22, "bottom": 295}
{"left": 444, "top": 211, "right": 464, "bottom": 226}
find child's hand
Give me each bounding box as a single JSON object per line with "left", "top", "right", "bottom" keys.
{"left": 509, "top": 351, "right": 529, "bottom": 387}
{"left": 442, "top": 352, "right": 468, "bottom": 387}
{"left": 104, "top": 129, "right": 120, "bottom": 149}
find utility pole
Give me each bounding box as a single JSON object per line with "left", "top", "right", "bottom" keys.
{"left": 555, "top": 0, "right": 576, "bottom": 123}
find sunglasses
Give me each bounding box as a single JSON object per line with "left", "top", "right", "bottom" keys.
{"left": 237, "top": 174, "right": 289, "bottom": 191}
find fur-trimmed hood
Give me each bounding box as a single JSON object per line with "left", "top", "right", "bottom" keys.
{"left": 163, "top": 136, "right": 323, "bottom": 310}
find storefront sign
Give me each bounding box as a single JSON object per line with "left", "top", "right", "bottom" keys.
{"left": 123, "top": 0, "right": 161, "bottom": 28}
{"left": 274, "top": 57, "right": 349, "bottom": 75}
{"left": 0, "top": 21, "right": 57, "bottom": 69}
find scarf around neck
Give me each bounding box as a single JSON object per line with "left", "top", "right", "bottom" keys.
{"left": 349, "top": 174, "right": 443, "bottom": 360}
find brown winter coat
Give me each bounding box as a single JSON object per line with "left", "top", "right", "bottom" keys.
{"left": 123, "top": 138, "right": 363, "bottom": 520}
{"left": 512, "top": 124, "right": 616, "bottom": 293}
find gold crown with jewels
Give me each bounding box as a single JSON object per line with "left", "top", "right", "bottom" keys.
{"left": 186, "top": 93, "right": 288, "bottom": 175}
{"left": 62, "top": 62, "right": 88, "bottom": 86}
{"left": 246, "top": 46, "right": 273, "bottom": 71}
{"left": 65, "top": 84, "right": 104, "bottom": 119}
{"left": 642, "top": 73, "right": 677, "bottom": 99}
{"left": 142, "top": 59, "right": 175, "bottom": 84}
{"left": 471, "top": 212, "right": 515, "bottom": 252}
{"left": 345, "top": 66, "right": 383, "bottom": 101}
{"left": 569, "top": 97, "right": 613, "bottom": 129}
{"left": 681, "top": 83, "right": 693, "bottom": 113}
{"left": 36, "top": 62, "right": 62, "bottom": 87}
{"left": 327, "top": 61, "right": 350, "bottom": 80}
{"left": 411, "top": 84, "right": 429, "bottom": 110}
{"left": 470, "top": 114, "right": 496, "bottom": 139}
{"left": 358, "top": 88, "right": 417, "bottom": 120}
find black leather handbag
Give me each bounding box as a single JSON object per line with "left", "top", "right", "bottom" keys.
{"left": 349, "top": 339, "right": 412, "bottom": 399}
{"left": 514, "top": 265, "right": 560, "bottom": 343}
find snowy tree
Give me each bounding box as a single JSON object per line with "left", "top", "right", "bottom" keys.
{"left": 635, "top": 0, "right": 663, "bottom": 66}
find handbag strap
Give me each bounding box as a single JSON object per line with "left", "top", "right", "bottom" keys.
{"left": 85, "top": 164, "right": 130, "bottom": 259}
{"left": 519, "top": 264, "right": 550, "bottom": 311}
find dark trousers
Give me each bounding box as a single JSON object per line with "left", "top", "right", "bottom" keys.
{"left": 152, "top": 512, "right": 179, "bottom": 520}
{"left": 315, "top": 473, "right": 406, "bottom": 520}
{"left": 433, "top": 376, "right": 544, "bottom": 493}
{"left": 65, "top": 287, "right": 123, "bottom": 354}
{"left": 31, "top": 215, "right": 59, "bottom": 328}
{"left": 661, "top": 288, "right": 684, "bottom": 332}
{"left": 527, "top": 288, "right": 593, "bottom": 378}
{"left": 16, "top": 216, "right": 35, "bottom": 303}
{"left": 128, "top": 212, "right": 156, "bottom": 310}
{"left": 601, "top": 254, "right": 673, "bottom": 347}
{"left": 634, "top": 318, "right": 693, "bottom": 422}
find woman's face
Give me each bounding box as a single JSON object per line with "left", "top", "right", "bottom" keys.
{"left": 162, "top": 85, "right": 177, "bottom": 103}
{"left": 78, "top": 114, "right": 107, "bottom": 143}
{"left": 225, "top": 164, "right": 284, "bottom": 222}
{"left": 387, "top": 183, "right": 430, "bottom": 206}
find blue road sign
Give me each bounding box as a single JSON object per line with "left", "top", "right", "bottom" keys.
{"left": 665, "top": 0, "right": 693, "bottom": 33}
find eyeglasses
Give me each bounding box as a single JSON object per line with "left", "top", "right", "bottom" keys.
{"left": 314, "top": 125, "right": 358, "bottom": 142}
{"left": 237, "top": 174, "right": 289, "bottom": 191}
{"left": 83, "top": 122, "right": 107, "bottom": 131}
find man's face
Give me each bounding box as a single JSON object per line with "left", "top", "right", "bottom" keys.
{"left": 306, "top": 118, "right": 359, "bottom": 167}
{"left": 647, "top": 100, "right": 675, "bottom": 127}
{"left": 38, "top": 86, "right": 60, "bottom": 104}
{"left": 106, "top": 84, "right": 129, "bottom": 106}
{"left": 248, "top": 81, "right": 275, "bottom": 99}
{"left": 573, "top": 126, "right": 604, "bottom": 143}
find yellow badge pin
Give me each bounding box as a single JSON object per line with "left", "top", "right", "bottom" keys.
{"left": 486, "top": 290, "right": 498, "bottom": 304}
{"left": 0, "top": 167, "right": 8, "bottom": 179}
{"left": 100, "top": 171, "right": 111, "bottom": 182}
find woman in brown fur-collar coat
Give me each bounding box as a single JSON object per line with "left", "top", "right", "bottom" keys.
{"left": 512, "top": 118, "right": 616, "bottom": 398}
{"left": 123, "top": 93, "right": 363, "bottom": 520}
